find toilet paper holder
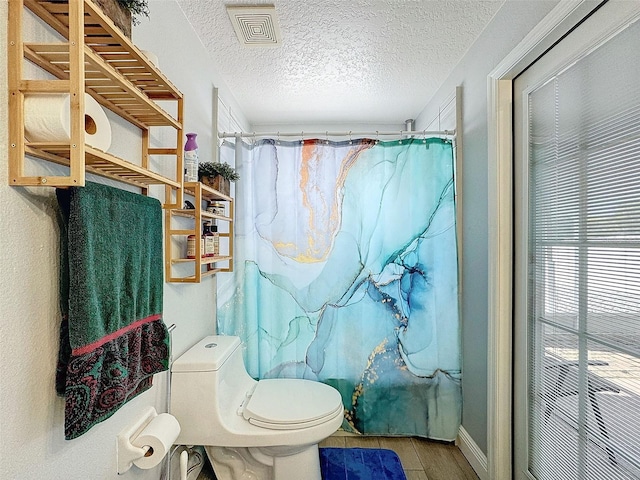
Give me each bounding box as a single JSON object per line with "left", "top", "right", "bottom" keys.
{"left": 116, "top": 407, "right": 163, "bottom": 475}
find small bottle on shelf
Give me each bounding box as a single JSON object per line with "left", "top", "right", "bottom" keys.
{"left": 211, "top": 221, "right": 220, "bottom": 256}
{"left": 186, "top": 232, "right": 204, "bottom": 259}
{"left": 211, "top": 201, "right": 225, "bottom": 216}
{"left": 203, "top": 222, "right": 215, "bottom": 258}
{"left": 206, "top": 201, "right": 225, "bottom": 216}
{"left": 186, "top": 233, "right": 195, "bottom": 259}
{"left": 184, "top": 133, "right": 199, "bottom": 183}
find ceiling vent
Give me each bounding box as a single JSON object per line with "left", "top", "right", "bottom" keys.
{"left": 226, "top": 5, "right": 282, "bottom": 47}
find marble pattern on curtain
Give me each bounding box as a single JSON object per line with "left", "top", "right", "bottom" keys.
{"left": 217, "top": 138, "right": 461, "bottom": 440}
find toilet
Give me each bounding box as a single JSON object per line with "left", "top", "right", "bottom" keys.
{"left": 170, "top": 335, "right": 344, "bottom": 480}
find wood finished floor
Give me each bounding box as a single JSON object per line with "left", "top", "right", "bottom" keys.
{"left": 197, "top": 435, "right": 479, "bottom": 479}
{"left": 319, "top": 435, "right": 479, "bottom": 480}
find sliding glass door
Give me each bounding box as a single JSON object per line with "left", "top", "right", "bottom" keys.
{"left": 514, "top": 2, "right": 640, "bottom": 479}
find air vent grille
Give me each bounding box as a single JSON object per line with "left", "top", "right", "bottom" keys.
{"left": 227, "top": 5, "right": 282, "bottom": 47}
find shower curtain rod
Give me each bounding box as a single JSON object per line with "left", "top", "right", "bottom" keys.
{"left": 219, "top": 129, "right": 456, "bottom": 140}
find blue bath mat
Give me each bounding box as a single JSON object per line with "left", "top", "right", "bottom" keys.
{"left": 320, "top": 448, "right": 407, "bottom": 480}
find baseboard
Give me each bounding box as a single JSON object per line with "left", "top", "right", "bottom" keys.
{"left": 456, "top": 426, "right": 488, "bottom": 480}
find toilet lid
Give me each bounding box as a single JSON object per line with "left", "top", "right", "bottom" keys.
{"left": 242, "top": 379, "right": 343, "bottom": 430}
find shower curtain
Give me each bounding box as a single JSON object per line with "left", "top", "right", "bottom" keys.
{"left": 217, "top": 137, "right": 461, "bottom": 440}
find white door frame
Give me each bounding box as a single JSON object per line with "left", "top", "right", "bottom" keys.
{"left": 486, "top": 1, "right": 599, "bottom": 477}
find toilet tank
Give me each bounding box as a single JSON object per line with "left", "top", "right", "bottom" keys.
{"left": 170, "top": 335, "right": 256, "bottom": 445}
{"left": 172, "top": 335, "right": 241, "bottom": 373}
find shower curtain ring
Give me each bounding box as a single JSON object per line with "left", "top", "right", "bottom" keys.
{"left": 325, "top": 131, "right": 329, "bottom": 144}
{"left": 349, "top": 131, "right": 353, "bottom": 145}
{"left": 375, "top": 131, "right": 379, "bottom": 144}
{"left": 423, "top": 129, "right": 427, "bottom": 144}
{"left": 277, "top": 131, "right": 280, "bottom": 145}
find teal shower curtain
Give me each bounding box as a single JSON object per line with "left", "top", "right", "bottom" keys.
{"left": 217, "top": 137, "right": 461, "bottom": 440}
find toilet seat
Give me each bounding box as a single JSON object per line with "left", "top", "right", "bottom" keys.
{"left": 242, "top": 378, "right": 343, "bottom": 430}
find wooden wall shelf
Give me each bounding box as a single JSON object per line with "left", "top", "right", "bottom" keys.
{"left": 10, "top": 0, "right": 236, "bottom": 285}
{"left": 8, "top": 0, "right": 184, "bottom": 207}
{"left": 165, "top": 182, "right": 234, "bottom": 283}
{"left": 23, "top": 42, "right": 181, "bottom": 129}
{"left": 23, "top": 143, "right": 182, "bottom": 189}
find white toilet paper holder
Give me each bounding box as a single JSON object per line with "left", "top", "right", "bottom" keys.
{"left": 116, "top": 406, "right": 159, "bottom": 475}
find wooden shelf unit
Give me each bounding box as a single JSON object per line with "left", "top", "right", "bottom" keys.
{"left": 165, "top": 182, "right": 234, "bottom": 283}
{"left": 8, "top": 0, "right": 184, "bottom": 207}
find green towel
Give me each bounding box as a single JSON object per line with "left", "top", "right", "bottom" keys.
{"left": 56, "top": 182, "right": 168, "bottom": 440}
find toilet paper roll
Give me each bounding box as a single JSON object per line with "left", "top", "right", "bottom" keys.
{"left": 132, "top": 413, "right": 181, "bottom": 470}
{"left": 24, "top": 93, "right": 112, "bottom": 152}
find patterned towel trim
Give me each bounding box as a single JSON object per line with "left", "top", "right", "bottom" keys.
{"left": 72, "top": 313, "right": 162, "bottom": 355}
{"left": 63, "top": 319, "right": 168, "bottom": 439}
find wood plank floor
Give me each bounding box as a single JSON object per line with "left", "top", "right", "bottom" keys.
{"left": 197, "top": 435, "right": 480, "bottom": 479}
{"left": 319, "top": 435, "right": 480, "bottom": 480}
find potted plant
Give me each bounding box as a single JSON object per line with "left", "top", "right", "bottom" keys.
{"left": 198, "top": 162, "right": 239, "bottom": 196}
{"left": 115, "top": 0, "right": 149, "bottom": 24}
{"left": 75, "top": 0, "right": 149, "bottom": 38}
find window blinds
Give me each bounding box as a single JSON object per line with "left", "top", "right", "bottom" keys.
{"left": 526, "top": 18, "right": 640, "bottom": 480}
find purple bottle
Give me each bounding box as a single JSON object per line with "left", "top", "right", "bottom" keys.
{"left": 184, "top": 132, "right": 199, "bottom": 182}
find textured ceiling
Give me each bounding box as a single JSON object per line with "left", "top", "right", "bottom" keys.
{"left": 177, "top": 0, "right": 505, "bottom": 126}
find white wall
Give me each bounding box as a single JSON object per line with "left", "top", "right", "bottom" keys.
{"left": 0, "top": 1, "right": 247, "bottom": 479}
{"left": 134, "top": 0, "right": 250, "bottom": 359}
{"left": 414, "top": 0, "right": 560, "bottom": 456}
